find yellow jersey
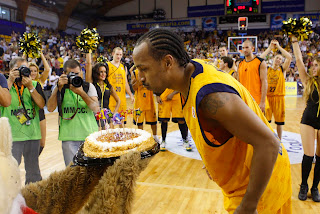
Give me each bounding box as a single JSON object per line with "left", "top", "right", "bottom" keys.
{"left": 133, "top": 70, "right": 155, "bottom": 111}
{"left": 228, "top": 69, "right": 235, "bottom": 77}
{"left": 238, "top": 57, "right": 263, "bottom": 104}
{"left": 267, "top": 66, "right": 285, "bottom": 96}
{"left": 107, "top": 62, "right": 127, "bottom": 110}
{"left": 182, "top": 59, "right": 291, "bottom": 213}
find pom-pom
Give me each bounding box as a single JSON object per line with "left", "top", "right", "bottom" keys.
{"left": 19, "top": 32, "right": 41, "bottom": 58}
{"left": 282, "top": 17, "right": 313, "bottom": 41}
{"left": 76, "top": 28, "right": 100, "bottom": 53}
{"left": 97, "top": 55, "right": 108, "bottom": 63}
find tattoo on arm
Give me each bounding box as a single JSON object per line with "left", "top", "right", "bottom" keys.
{"left": 201, "top": 93, "right": 229, "bottom": 115}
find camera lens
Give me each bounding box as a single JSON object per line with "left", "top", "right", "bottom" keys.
{"left": 71, "top": 76, "right": 83, "bottom": 87}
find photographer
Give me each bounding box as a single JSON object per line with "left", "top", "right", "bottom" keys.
{"left": 47, "top": 59, "right": 99, "bottom": 166}
{"left": 0, "top": 73, "right": 11, "bottom": 107}
{"left": 0, "top": 57, "right": 45, "bottom": 184}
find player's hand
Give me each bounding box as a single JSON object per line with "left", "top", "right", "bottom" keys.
{"left": 58, "top": 74, "right": 68, "bottom": 91}
{"left": 234, "top": 206, "right": 258, "bottom": 214}
{"left": 130, "top": 94, "right": 135, "bottom": 104}
{"left": 259, "top": 102, "right": 265, "bottom": 113}
{"left": 8, "top": 66, "right": 20, "bottom": 82}
{"left": 156, "top": 96, "right": 163, "bottom": 104}
{"left": 167, "top": 93, "right": 174, "bottom": 101}
{"left": 273, "top": 40, "right": 280, "bottom": 48}
{"left": 70, "top": 84, "right": 85, "bottom": 96}
{"left": 21, "top": 76, "right": 33, "bottom": 89}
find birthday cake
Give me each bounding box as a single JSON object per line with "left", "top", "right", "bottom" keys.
{"left": 83, "top": 128, "right": 155, "bottom": 158}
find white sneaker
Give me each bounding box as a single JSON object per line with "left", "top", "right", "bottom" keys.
{"left": 183, "top": 139, "right": 192, "bottom": 151}
{"left": 160, "top": 141, "right": 166, "bottom": 151}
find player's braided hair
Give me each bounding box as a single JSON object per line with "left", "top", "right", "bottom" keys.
{"left": 136, "top": 29, "right": 190, "bottom": 67}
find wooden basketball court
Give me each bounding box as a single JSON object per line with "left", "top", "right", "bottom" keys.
{"left": 19, "top": 96, "right": 320, "bottom": 213}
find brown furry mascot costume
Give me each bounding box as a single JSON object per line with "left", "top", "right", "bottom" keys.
{"left": 0, "top": 117, "right": 152, "bottom": 214}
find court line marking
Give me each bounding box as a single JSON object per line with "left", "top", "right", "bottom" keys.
{"left": 136, "top": 182, "right": 221, "bottom": 193}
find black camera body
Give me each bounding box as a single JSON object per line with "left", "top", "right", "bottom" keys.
{"left": 67, "top": 72, "right": 83, "bottom": 88}
{"left": 15, "top": 65, "right": 31, "bottom": 82}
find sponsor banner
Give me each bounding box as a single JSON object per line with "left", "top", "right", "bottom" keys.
{"left": 202, "top": 17, "right": 217, "bottom": 30}
{"left": 285, "top": 82, "right": 297, "bottom": 96}
{"left": 187, "top": 4, "right": 224, "bottom": 17}
{"left": 270, "top": 14, "right": 287, "bottom": 30}
{"left": 262, "top": 0, "right": 305, "bottom": 13}
{"left": 127, "top": 20, "right": 195, "bottom": 30}
{"left": 292, "top": 13, "right": 320, "bottom": 26}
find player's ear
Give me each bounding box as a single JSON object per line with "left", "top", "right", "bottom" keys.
{"left": 163, "top": 54, "right": 174, "bottom": 68}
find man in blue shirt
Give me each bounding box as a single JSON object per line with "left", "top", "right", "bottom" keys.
{"left": 0, "top": 73, "right": 11, "bottom": 107}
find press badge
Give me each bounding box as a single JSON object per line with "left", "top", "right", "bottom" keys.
{"left": 14, "top": 108, "right": 29, "bottom": 125}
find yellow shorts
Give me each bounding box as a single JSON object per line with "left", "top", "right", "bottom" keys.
{"left": 266, "top": 96, "right": 285, "bottom": 125}
{"left": 133, "top": 109, "right": 157, "bottom": 125}
{"left": 158, "top": 98, "right": 184, "bottom": 123}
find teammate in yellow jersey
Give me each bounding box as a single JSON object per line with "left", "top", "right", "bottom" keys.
{"left": 132, "top": 29, "right": 292, "bottom": 214}
{"left": 130, "top": 66, "right": 160, "bottom": 144}
{"left": 260, "top": 40, "right": 292, "bottom": 139}
{"left": 107, "top": 47, "right": 134, "bottom": 124}
{"left": 219, "top": 56, "right": 237, "bottom": 79}
{"left": 214, "top": 45, "right": 237, "bottom": 71}
{"left": 156, "top": 89, "right": 191, "bottom": 151}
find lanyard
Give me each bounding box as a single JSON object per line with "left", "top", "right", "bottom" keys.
{"left": 13, "top": 83, "right": 24, "bottom": 106}
{"left": 97, "top": 82, "right": 108, "bottom": 108}
{"left": 13, "top": 83, "right": 35, "bottom": 119}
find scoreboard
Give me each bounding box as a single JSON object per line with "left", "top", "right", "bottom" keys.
{"left": 226, "top": 0, "right": 260, "bottom": 15}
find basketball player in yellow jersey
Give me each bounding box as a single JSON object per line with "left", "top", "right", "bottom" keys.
{"left": 219, "top": 56, "right": 237, "bottom": 79}
{"left": 107, "top": 47, "right": 134, "bottom": 124}
{"left": 260, "top": 40, "right": 292, "bottom": 139}
{"left": 132, "top": 29, "right": 292, "bottom": 214}
{"left": 157, "top": 88, "right": 191, "bottom": 151}
{"left": 238, "top": 40, "right": 268, "bottom": 113}
{"left": 214, "top": 45, "right": 237, "bottom": 71}
{"left": 130, "top": 66, "right": 160, "bottom": 144}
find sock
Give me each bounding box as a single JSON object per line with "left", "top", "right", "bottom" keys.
{"left": 161, "top": 122, "right": 168, "bottom": 142}
{"left": 178, "top": 123, "right": 188, "bottom": 141}
{"left": 153, "top": 135, "right": 160, "bottom": 143}
{"left": 302, "top": 154, "right": 314, "bottom": 186}
{"left": 312, "top": 155, "right": 320, "bottom": 189}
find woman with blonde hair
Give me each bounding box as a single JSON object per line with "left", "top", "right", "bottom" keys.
{"left": 292, "top": 35, "right": 320, "bottom": 202}
{"left": 29, "top": 51, "right": 50, "bottom": 155}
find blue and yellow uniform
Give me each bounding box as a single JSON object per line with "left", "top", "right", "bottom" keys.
{"left": 107, "top": 62, "right": 127, "bottom": 122}
{"left": 133, "top": 69, "right": 157, "bottom": 125}
{"left": 266, "top": 66, "right": 285, "bottom": 125}
{"left": 182, "top": 59, "right": 292, "bottom": 213}
{"left": 158, "top": 88, "right": 184, "bottom": 123}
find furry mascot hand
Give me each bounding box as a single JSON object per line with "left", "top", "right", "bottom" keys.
{"left": 0, "top": 117, "right": 153, "bottom": 214}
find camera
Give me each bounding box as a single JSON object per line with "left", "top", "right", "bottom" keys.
{"left": 67, "top": 72, "right": 83, "bottom": 87}
{"left": 15, "top": 65, "right": 31, "bottom": 82}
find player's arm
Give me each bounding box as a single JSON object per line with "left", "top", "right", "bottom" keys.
{"left": 85, "top": 52, "right": 93, "bottom": 83}
{"left": 124, "top": 66, "right": 134, "bottom": 103}
{"left": 291, "top": 36, "right": 308, "bottom": 85}
{"left": 259, "top": 41, "right": 273, "bottom": 59}
{"left": 167, "top": 91, "right": 179, "bottom": 100}
{"left": 275, "top": 41, "right": 292, "bottom": 74}
{"left": 199, "top": 92, "right": 280, "bottom": 213}
{"left": 39, "top": 51, "right": 51, "bottom": 85}
{"left": 110, "top": 86, "right": 121, "bottom": 114}
{"left": 259, "top": 61, "right": 268, "bottom": 112}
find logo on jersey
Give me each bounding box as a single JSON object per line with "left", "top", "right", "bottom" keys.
{"left": 192, "top": 107, "right": 196, "bottom": 118}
